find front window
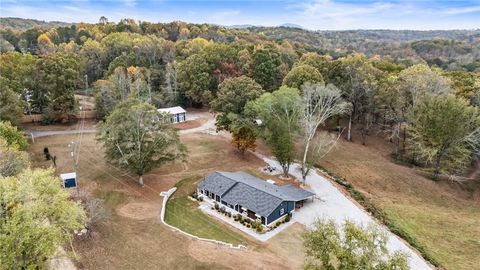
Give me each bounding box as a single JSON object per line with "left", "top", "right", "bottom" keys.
{"left": 280, "top": 208, "right": 285, "bottom": 215}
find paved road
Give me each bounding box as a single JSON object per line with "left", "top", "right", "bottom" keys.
{"left": 28, "top": 129, "right": 97, "bottom": 138}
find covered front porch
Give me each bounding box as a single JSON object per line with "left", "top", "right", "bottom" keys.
{"left": 199, "top": 193, "right": 268, "bottom": 225}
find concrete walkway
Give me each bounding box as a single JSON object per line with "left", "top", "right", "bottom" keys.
{"left": 256, "top": 154, "right": 432, "bottom": 270}
{"left": 198, "top": 199, "right": 295, "bottom": 242}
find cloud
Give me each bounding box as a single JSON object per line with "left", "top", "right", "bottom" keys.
{"left": 294, "top": 0, "right": 397, "bottom": 27}
{"left": 2, "top": 0, "right": 479, "bottom": 30}
{"left": 300, "top": 0, "right": 394, "bottom": 16}
{"left": 441, "top": 5, "right": 480, "bottom": 15}
{"left": 123, "top": 0, "right": 136, "bottom": 7}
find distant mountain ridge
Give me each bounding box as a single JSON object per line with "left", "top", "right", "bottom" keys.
{"left": 279, "top": 23, "right": 304, "bottom": 29}
{"left": 0, "top": 17, "right": 73, "bottom": 31}
{"left": 226, "top": 23, "right": 304, "bottom": 29}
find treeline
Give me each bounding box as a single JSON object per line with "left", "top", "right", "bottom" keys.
{"left": 0, "top": 17, "right": 72, "bottom": 31}
{"left": 0, "top": 17, "right": 479, "bottom": 179}
{"left": 246, "top": 27, "right": 480, "bottom": 71}
{"left": 2, "top": 17, "right": 480, "bottom": 71}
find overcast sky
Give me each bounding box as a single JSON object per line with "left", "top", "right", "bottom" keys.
{"left": 1, "top": 0, "right": 479, "bottom": 30}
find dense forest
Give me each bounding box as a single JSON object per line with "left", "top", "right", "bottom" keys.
{"left": 1, "top": 17, "right": 479, "bottom": 180}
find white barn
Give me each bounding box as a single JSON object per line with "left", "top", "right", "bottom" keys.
{"left": 157, "top": 106, "right": 187, "bottom": 124}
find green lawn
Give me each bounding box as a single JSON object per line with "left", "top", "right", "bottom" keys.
{"left": 164, "top": 176, "right": 250, "bottom": 246}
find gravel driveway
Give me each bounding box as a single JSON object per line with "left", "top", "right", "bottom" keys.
{"left": 257, "top": 154, "right": 433, "bottom": 270}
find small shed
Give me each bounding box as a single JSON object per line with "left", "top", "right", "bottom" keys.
{"left": 60, "top": 172, "right": 77, "bottom": 188}
{"left": 157, "top": 106, "right": 187, "bottom": 124}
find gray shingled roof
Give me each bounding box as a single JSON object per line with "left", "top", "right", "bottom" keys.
{"left": 197, "top": 172, "right": 237, "bottom": 197}
{"left": 198, "top": 171, "right": 315, "bottom": 217}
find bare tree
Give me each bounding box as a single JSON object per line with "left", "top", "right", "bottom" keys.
{"left": 301, "top": 131, "right": 341, "bottom": 181}
{"left": 164, "top": 61, "right": 179, "bottom": 105}
{"left": 85, "top": 198, "right": 110, "bottom": 229}
{"left": 299, "top": 83, "right": 349, "bottom": 183}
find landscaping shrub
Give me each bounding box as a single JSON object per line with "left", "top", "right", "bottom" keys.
{"left": 285, "top": 213, "right": 291, "bottom": 222}
{"left": 214, "top": 202, "right": 219, "bottom": 210}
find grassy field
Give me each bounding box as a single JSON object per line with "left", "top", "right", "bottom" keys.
{"left": 165, "top": 175, "right": 249, "bottom": 245}
{"left": 321, "top": 130, "right": 480, "bottom": 270}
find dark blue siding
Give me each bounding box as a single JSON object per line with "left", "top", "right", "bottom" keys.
{"left": 266, "top": 201, "right": 294, "bottom": 225}
{"left": 64, "top": 178, "right": 77, "bottom": 188}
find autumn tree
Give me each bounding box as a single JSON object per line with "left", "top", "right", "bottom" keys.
{"left": 0, "top": 80, "right": 23, "bottom": 125}
{"left": 0, "top": 52, "right": 38, "bottom": 114}
{"left": 296, "top": 53, "right": 332, "bottom": 81}
{"left": 397, "top": 64, "right": 451, "bottom": 107}
{"left": 445, "top": 70, "right": 480, "bottom": 105}
{"left": 37, "top": 52, "right": 81, "bottom": 122}
{"left": 393, "top": 64, "right": 452, "bottom": 151}
{"left": 81, "top": 38, "right": 107, "bottom": 83}
{"left": 406, "top": 94, "right": 480, "bottom": 179}
{"left": 212, "top": 76, "right": 264, "bottom": 154}
{"left": 0, "top": 169, "right": 86, "bottom": 269}
{"left": 252, "top": 44, "right": 282, "bottom": 91}
{"left": 93, "top": 80, "right": 117, "bottom": 120}
{"left": 178, "top": 53, "right": 212, "bottom": 104}
{"left": 98, "top": 99, "right": 187, "bottom": 186}
{"left": 36, "top": 33, "right": 55, "bottom": 55}
{"left": 0, "top": 121, "right": 28, "bottom": 150}
{"left": 282, "top": 64, "right": 324, "bottom": 89}
{"left": 304, "top": 220, "right": 409, "bottom": 270}
{"left": 330, "top": 54, "right": 379, "bottom": 141}
{"left": 0, "top": 138, "right": 29, "bottom": 177}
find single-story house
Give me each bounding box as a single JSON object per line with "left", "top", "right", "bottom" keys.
{"left": 197, "top": 171, "right": 315, "bottom": 226}
{"left": 157, "top": 106, "right": 186, "bottom": 124}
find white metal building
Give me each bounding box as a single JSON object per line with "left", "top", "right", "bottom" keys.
{"left": 157, "top": 106, "right": 187, "bottom": 124}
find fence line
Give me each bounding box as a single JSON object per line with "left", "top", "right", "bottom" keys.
{"left": 21, "top": 111, "right": 97, "bottom": 123}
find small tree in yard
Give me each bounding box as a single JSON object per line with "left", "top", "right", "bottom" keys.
{"left": 303, "top": 219, "right": 409, "bottom": 270}
{"left": 98, "top": 98, "right": 187, "bottom": 186}
{"left": 406, "top": 94, "right": 480, "bottom": 180}
{"left": 300, "top": 83, "right": 349, "bottom": 183}
{"left": 230, "top": 117, "right": 257, "bottom": 155}
{"left": 246, "top": 86, "right": 302, "bottom": 177}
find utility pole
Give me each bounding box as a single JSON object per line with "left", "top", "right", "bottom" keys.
{"left": 84, "top": 74, "right": 89, "bottom": 94}
{"left": 69, "top": 141, "right": 79, "bottom": 195}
